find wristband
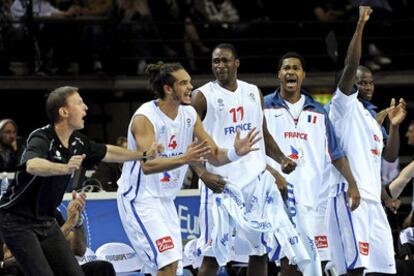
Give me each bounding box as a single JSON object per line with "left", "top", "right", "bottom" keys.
{"left": 142, "top": 151, "right": 147, "bottom": 163}
{"left": 227, "top": 147, "right": 241, "bottom": 162}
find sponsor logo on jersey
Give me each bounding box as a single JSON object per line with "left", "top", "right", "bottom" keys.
{"left": 160, "top": 172, "right": 171, "bottom": 182}
{"left": 284, "top": 131, "right": 308, "bottom": 140}
{"left": 160, "top": 126, "right": 166, "bottom": 134}
{"left": 53, "top": 150, "right": 63, "bottom": 161}
{"left": 359, "top": 241, "right": 369, "bottom": 255}
{"left": 315, "top": 236, "right": 328, "bottom": 248}
{"left": 224, "top": 123, "right": 252, "bottom": 135}
{"left": 249, "top": 92, "right": 256, "bottom": 102}
{"left": 373, "top": 134, "right": 380, "bottom": 142}
{"left": 217, "top": 98, "right": 225, "bottom": 110}
{"left": 156, "top": 236, "right": 175, "bottom": 252}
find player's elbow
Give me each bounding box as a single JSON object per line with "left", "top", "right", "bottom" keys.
{"left": 26, "top": 159, "right": 39, "bottom": 175}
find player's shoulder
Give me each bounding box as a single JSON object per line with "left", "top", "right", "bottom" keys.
{"left": 237, "top": 79, "right": 259, "bottom": 91}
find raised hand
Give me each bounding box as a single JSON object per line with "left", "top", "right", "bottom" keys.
{"left": 234, "top": 128, "right": 261, "bottom": 156}
{"left": 359, "top": 6, "right": 373, "bottom": 23}
{"left": 200, "top": 172, "right": 226, "bottom": 193}
{"left": 184, "top": 138, "right": 211, "bottom": 165}
{"left": 388, "top": 98, "right": 407, "bottom": 126}
{"left": 66, "top": 154, "right": 85, "bottom": 174}
{"left": 66, "top": 191, "right": 87, "bottom": 228}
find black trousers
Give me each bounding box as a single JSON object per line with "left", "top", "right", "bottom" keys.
{"left": 0, "top": 211, "right": 84, "bottom": 276}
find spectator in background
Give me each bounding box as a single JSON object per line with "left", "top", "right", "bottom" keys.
{"left": 0, "top": 0, "right": 24, "bottom": 76}
{"left": 0, "top": 119, "right": 24, "bottom": 172}
{"left": 10, "top": 0, "right": 80, "bottom": 75}
{"left": 192, "top": 0, "right": 240, "bottom": 39}
{"left": 402, "top": 121, "right": 414, "bottom": 228}
{"left": 75, "top": 0, "right": 113, "bottom": 74}
{"left": 91, "top": 136, "right": 127, "bottom": 191}
{"left": 312, "top": 0, "right": 393, "bottom": 71}
{"left": 116, "top": 0, "right": 151, "bottom": 75}
{"left": 148, "top": 0, "right": 210, "bottom": 72}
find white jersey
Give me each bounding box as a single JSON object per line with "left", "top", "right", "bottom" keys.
{"left": 117, "top": 100, "right": 197, "bottom": 200}
{"left": 264, "top": 91, "right": 344, "bottom": 208}
{"left": 198, "top": 80, "right": 266, "bottom": 186}
{"left": 328, "top": 88, "right": 384, "bottom": 202}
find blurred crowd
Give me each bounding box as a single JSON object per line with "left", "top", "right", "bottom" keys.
{"left": 0, "top": 0, "right": 413, "bottom": 75}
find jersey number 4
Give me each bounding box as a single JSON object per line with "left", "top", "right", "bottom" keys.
{"left": 229, "top": 106, "right": 244, "bottom": 123}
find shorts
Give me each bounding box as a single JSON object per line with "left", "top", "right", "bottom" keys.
{"left": 117, "top": 192, "right": 182, "bottom": 275}
{"left": 326, "top": 191, "right": 396, "bottom": 275}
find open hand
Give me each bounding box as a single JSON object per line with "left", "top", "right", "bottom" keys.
{"left": 184, "top": 138, "right": 211, "bottom": 165}
{"left": 66, "top": 191, "right": 87, "bottom": 228}
{"left": 388, "top": 98, "right": 407, "bottom": 126}
{"left": 234, "top": 128, "right": 261, "bottom": 156}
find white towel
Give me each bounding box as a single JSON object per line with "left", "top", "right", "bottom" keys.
{"left": 205, "top": 177, "right": 311, "bottom": 271}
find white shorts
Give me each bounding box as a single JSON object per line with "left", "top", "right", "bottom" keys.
{"left": 326, "top": 191, "right": 396, "bottom": 275}
{"left": 117, "top": 192, "right": 182, "bottom": 275}
{"left": 314, "top": 203, "right": 330, "bottom": 262}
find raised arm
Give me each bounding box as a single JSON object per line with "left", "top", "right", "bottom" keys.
{"left": 60, "top": 191, "right": 87, "bottom": 257}
{"left": 383, "top": 98, "right": 407, "bottom": 162}
{"left": 388, "top": 160, "right": 414, "bottom": 198}
{"left": 337, "top": 6, "right": 372, "bottom": 95}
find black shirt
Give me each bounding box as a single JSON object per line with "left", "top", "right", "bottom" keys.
{"left": 0, "top": 125, "right": 106, "bottom": 220}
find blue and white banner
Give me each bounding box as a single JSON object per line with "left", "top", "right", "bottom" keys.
{"left": 60, "top": 190, "right": 200, "bottom": 251}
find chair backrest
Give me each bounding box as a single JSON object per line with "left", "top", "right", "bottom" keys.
{"left": 95, "top": 242, "right": 141, "bottom": 273}
{"left": 76, "top": 247, "right": 98, "bottom": 265}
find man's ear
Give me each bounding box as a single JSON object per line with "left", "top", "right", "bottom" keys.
{"left": 163, "top": 84, "right": 172, "bottom": 95}
{"left": 235, "top": 59, "right": 240, "bottom": 68}
{"left": 59, "top": 107, "right": 68, "bottom": 118}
